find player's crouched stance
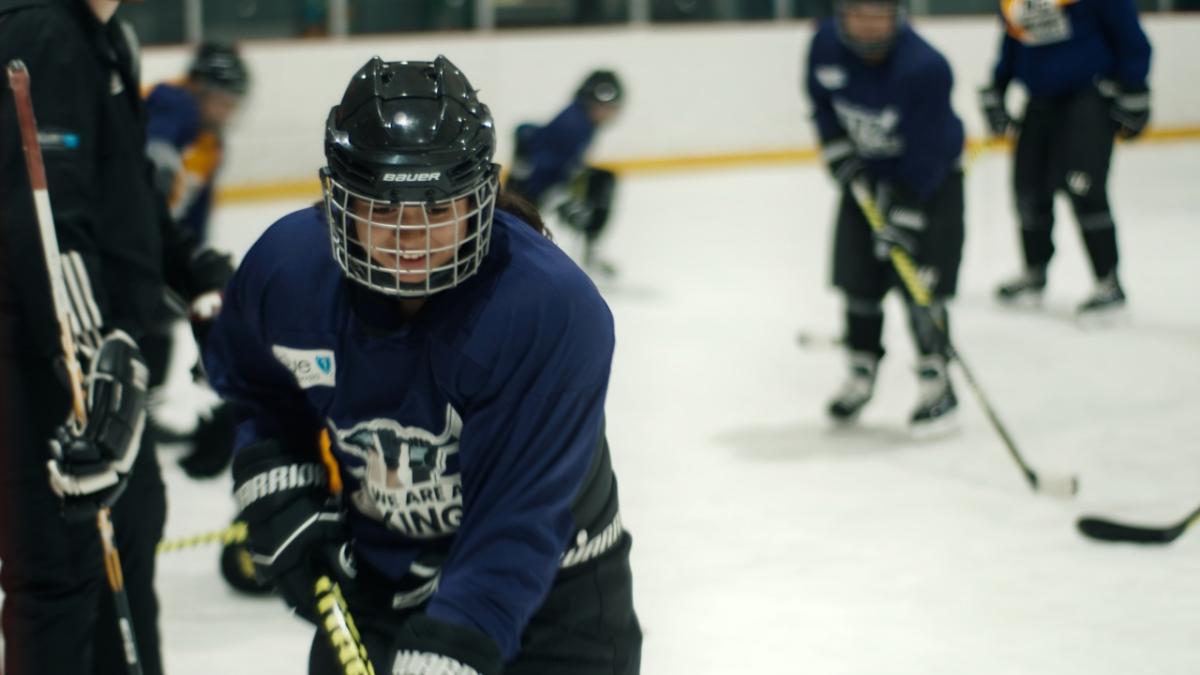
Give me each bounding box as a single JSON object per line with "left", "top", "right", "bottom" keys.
{"left": 205, "top": 56, "right": 641, "bottom": 674}
{"left": 805, "top": 0, "right": 966, "bottom": 434}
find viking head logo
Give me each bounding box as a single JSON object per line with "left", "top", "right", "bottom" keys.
{"left": 329, "top": 405, "right": 464, "bottom": 538}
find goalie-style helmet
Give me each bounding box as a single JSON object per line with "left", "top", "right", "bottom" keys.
{"left": 321, "top": 56, "right": 500, "bottom": 298}
{"left": 835, "top": 0, "right": 907, "bottom": 61}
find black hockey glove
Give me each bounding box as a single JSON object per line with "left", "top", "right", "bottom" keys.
{"left": 872, "top": 184, "right": 924, "bottom": 262}
{"left": 978, "top": 86, "right": 1012, "bottom": 138}
{"left": 822, "top": 136, "right": 865, "bottom": 186}
{"left": 187, "top": 247, "right": 235, "bottom": 298}
{"left": 188, "top": 288, "right": 223, "bottom": 348}
{"left": 178, "top": 401, "right": 237, "bottom": 478}
{"left": 1109, "top": 82, "right": 1151, "bottom": 140}
{"left": 231, "top": 440, "right": 354, "bottom": 623}
{"left": 382, "top": 615, "right": 504, "bottom": 675}
{"left": 185, "top": 247, "right": 232, "bottom": 348}
{"left": 47, "top": 330, "right": 150, "bottom": 521}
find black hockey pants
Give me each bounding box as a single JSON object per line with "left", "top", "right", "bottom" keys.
{"left": 832, "top": 171, "right": 964, "bottom": 358}
{"left": 308, "top": 534, "right": 642, "bottom": 675}
{"left": 1014, "top": 87, "right": 1120, "bottom": 279}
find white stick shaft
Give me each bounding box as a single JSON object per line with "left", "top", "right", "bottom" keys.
{"left": 31, "top": 188, "right": 73, "bottom": 328}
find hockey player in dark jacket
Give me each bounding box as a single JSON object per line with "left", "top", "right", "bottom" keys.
{"left": 0, "top": 1, "right": 232, "bottom": 673}
{"left": 805, "top": 0, "right": 966, "bottom": 433}
{"left": 981, "top": 0, "right": 1152, "bottom": 316}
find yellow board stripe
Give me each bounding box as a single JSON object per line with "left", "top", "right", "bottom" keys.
{"left": 216, "top": 126, "right": 1200, "bottom": 205}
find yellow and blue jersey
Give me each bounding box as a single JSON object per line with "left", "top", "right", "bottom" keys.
{"left": 144, "top": 82, "right": 223, "bottom": 239}
{"left": 992, "top": 0, "right": 1152, "bottom": 97}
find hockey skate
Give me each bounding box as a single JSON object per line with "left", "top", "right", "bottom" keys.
{"left": 1076, "top": 272, "right": 1126, "bottom": 325}
{"left": 909, "top": 355, "right": 958, "bottom": 437}
{"left": 995, "top": 267, "right": 1046, "bottom": 308}
{"left": 828, "top": 351, "right": 878, "bottom": 423}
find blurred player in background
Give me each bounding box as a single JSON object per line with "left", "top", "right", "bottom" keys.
{"left": 0, "top": 1, "right": 232, "bottom": 673}
{"left": 805, "top": 0, "right": 966, "bottom": 432}
{"left": 146, "top": 41, "right": 247, "bottom": 242}
{"left": 505, "top": 69, "right": 623, "bottom": 278}
{"left": 143, "top": 41, "right": 248, "bottom": 478}
{"left": 206, "top": 56, "right": 640, "bottom": 674}
{"left": 980, "top": 0, "right": 1152, "bottom": 316}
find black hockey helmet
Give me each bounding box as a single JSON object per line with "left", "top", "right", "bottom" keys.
{"left": 321, "top": 55, "right": 500, "bottom": 298}
{"left": 834, "top": 0, "right": 907, "bottom": 61}
{"left": 576, "top": 70, "right": 623, "bottom": 107}
{"left": 187, "top": 42, "right": 249, "bottom": 95}
{"left": 324, "top": 55, "right": 497, "bottom": 204}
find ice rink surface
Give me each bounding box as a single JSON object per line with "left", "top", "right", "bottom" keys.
{"left": 153, "top": 141, "right": 1200, "bottom": 674}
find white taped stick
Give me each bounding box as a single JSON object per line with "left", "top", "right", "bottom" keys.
{"left": 7, "top": 60, "right": 88, "bottom": 429}
{"left": 1036, "top": 473, "right": 1080, "bottom": 499}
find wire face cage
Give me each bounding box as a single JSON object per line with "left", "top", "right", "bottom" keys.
{"left": 323, "top": 171, "right": 498, "bottom": 298}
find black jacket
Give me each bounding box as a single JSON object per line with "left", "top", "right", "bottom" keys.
{"left": 0, "top": 0, "right": 225, "bottom": 358}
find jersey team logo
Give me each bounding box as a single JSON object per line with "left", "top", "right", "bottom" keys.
{"left": 815, "top": 65, "right": 847, "bottom": 91}
{"left": 330, "top": 405, "right": 463, "bottom": 539}
{"left": 1002, "top": 0, "right": 1079, "bottom": 46}
{"left": 832, "top": 100, "right": 904, "bottom": 159}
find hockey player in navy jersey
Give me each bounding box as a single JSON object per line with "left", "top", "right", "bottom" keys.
{"left": 141, "top": 42, "right": 249, "bottom": 479}
{"left": 981, "top": 0, "right": 1152, "bottom": 316}
{"left": 805, "top": 0, "right": 966, "bottom": 431}
{"left": 145, "top": 41, "right": 248, "bottom": 241}
{"left": 505, "top": 70, "right": 623, "bottom": 278}
{"left": 205, "top": 56, "right": 640, "bottom": 675}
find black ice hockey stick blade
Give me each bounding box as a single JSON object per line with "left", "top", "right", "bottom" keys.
{"left": 1077, "top": 502, "right": 1200, "bottom": 544}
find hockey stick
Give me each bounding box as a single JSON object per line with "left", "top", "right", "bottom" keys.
{"left": 1077, "top": 501, "right": 1200, "bottom": 544}
{"left": 97, "top": 508, "right": 145, "bottom": 675}
{"left": 8, "top": 60, "right": 143, "bottom": 675}
{"left": 315, "top": 575, "right": 376, "bottom": 675}
{"left": 795, "top": 329, "right": 843, "bottom": 350}
{"left": 848, "top": 180, "right": 1078, "bottom": 498}
{"left": 795, "top": 139, "right": 1002, "bottom": 354}
{"left": 156, "top": 521, "right": 247, "bottom": 554}
{"left": 6, "top": 60, "right": 86, "bottom": 429}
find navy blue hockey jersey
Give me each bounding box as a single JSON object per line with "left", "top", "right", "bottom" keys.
{"left": 991, "top": 0, "right": 1152, "bottom": 97}
{"left": 204, "top": 207, "right": 616, "bottom": 659}
{"left": 509, "top": 99, "right": 596, "bottom": 203}
{"left": 805, "top": 19, "right": 964, "bottom": 201}
{"left": 145, "top": 82, "right": 222, "bottom": 238}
